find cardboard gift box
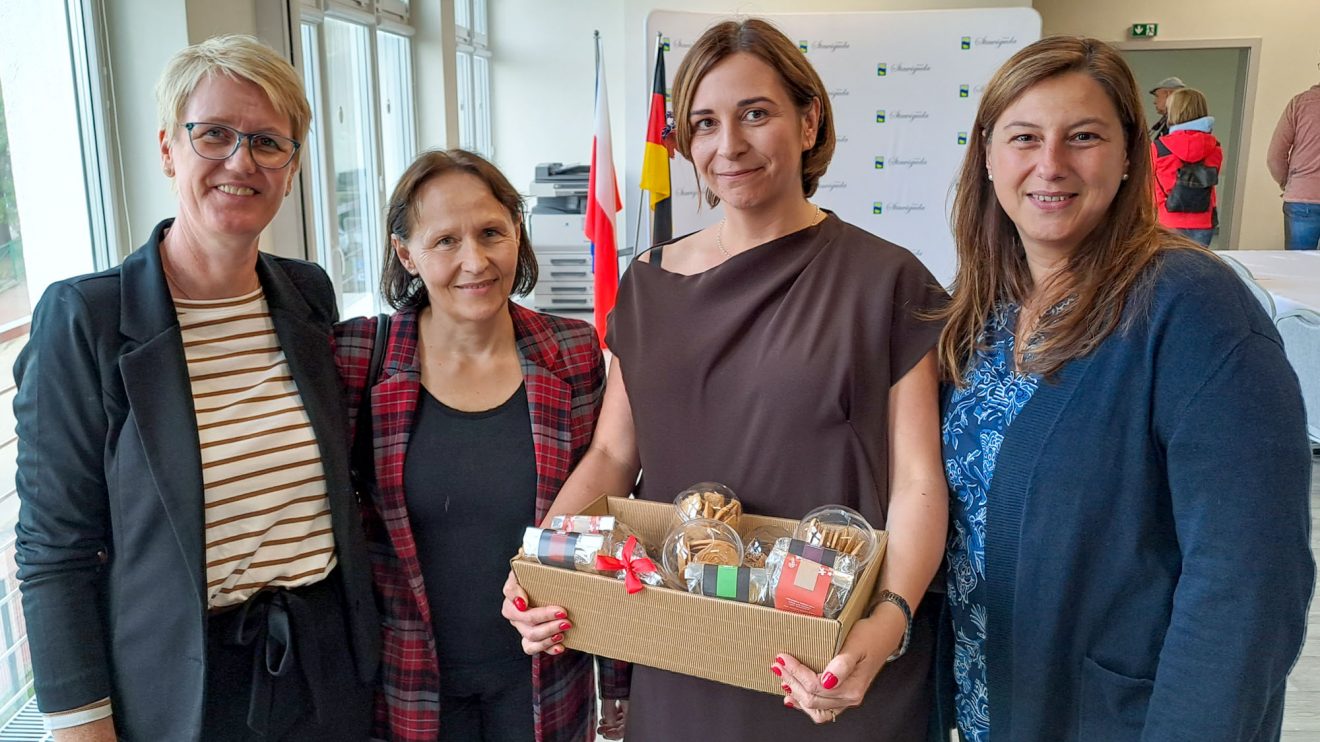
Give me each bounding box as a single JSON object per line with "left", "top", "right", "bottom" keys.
{"left": 510, "top": 495, "right": 887, "bottom": 694}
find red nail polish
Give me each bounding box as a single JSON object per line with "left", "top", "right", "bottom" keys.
{"left": 552, "top": 633, "right": 563, "bottom": 643}
{"left": 559, "top": 621, "right": 572, "bottom": 631}
{"left": 770, "top": 665, "right": 782, "bottom": 677}
{"left": 781, "top": 684, "right": 792, "bottom": 693}
{"left": 513, "top": 597, "right": 527, "bottom": 612}
{"left": 554, "top": 611, "right": 567, "bottom": 620}
{"left": 785, "top": 699, "right": 795, "bottom": 709}
{"left": 821, "top": 672, "right": 839, "bottom": 690}
{"left": 775, "top": 656, "right": 786, "bottom": 666}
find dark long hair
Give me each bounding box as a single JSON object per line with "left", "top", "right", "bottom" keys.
{"left": 380, "top": 149, "right": 537, "bottom": 310}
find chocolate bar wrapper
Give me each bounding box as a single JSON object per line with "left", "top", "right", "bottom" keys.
{"left": 683, "top": 563, "right": 771, "bottom": 605}
{"left": 764, "top": 537, "right": 858, "bottom": 619}
{"left": 603, "top": 536, "right": 667, "bottom": 588}
{"left": 521, "top": 527, "right": 607, "bottom": 572}
{"left": 547, "top": 514, "right": 617, "bottom": 534}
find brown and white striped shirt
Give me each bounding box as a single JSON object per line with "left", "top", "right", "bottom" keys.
{"left": 176, "top": 288, "right": 337, "bottom": 609}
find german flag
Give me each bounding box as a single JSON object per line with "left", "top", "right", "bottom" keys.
{"left": 640, "top": 35, "right": 672, "bottom": 245}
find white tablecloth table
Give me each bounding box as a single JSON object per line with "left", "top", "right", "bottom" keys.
{"left": 1219, "top": 250, "right": 1320, "bottom": 315}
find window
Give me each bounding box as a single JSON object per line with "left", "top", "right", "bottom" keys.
{"left": 300, "top": 3, "right": 417, "bottom": 317}
{"left": 0, "top": 0, "right": 114, "bottom": 733}
{"left": 455, "top": 0, "right": 491, "bottom": 156}
{"left": 377, "top": 31, "right": 416, "bottom": 193}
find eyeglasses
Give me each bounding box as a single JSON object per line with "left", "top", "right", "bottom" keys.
{"left": 183, "top": 122, "right": 301, "bottom": 170}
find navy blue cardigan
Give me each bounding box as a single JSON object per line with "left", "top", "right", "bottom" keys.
{"left": 947, "top": 249, "right": 1314, "bottom": 741}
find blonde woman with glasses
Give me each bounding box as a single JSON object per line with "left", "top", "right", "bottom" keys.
{"left": 14, "top": 35, "right": 378, "bottom": 741}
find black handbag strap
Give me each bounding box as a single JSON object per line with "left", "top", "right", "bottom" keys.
{"left": 351, "top": 313, "right": 390, "bottom": 490}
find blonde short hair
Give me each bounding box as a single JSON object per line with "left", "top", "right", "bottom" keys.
{"left": 1165, "top": 88, "right": 1209, "bottom": 126}
{"left": 156, "top": 34, "right": 311, "bottom": 145}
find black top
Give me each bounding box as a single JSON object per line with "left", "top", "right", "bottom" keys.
{"left": 403, "top": 383, "right": 537, "bottom": 668}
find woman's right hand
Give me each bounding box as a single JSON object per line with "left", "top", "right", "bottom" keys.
{"left": 501, "top": 571, "right": 570, "bottom": 655}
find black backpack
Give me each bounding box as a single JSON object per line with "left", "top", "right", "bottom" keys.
{"left": 1155, "top": 138, "right": 1218, "bottom": 213}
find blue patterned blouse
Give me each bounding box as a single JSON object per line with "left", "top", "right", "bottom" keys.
{"left": 941, "top": 304, "right": 1041, "bottom": 742}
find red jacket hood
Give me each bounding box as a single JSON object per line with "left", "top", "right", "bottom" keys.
{"left": 1159, "top": 129, "right": 1223, "bottom": 167}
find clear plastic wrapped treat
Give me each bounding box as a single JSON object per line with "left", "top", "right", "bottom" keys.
{"left": 673, "top": 482, "right": 742, "bottom": 530}
{"left": 793, "top": 504, "right": 878, "bottom": 571}
{"left": 741, "top": 523, "right": 791, "bottom": 568}
{"left": 764, "top": 537, "right": 860, "bottom": 619}
{"left": 660, "top": 517, "right": 744, "bottom": 587}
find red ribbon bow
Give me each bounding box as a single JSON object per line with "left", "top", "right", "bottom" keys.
{"left": 594, "top": 535, "right": 658, "bottom": 594}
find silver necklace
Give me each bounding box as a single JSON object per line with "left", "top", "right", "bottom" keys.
{"left": 716, "top": 204, "right": 824, "bottom": 258}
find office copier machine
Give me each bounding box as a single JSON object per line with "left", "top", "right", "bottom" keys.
{"left": 526, "top": 163, "right": 594, "bottom": 316}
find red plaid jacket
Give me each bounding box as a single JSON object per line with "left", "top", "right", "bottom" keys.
{"left": 334, "top": 303, "right": 631, "bottom": 742}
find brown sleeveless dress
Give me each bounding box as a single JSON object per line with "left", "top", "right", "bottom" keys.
{"left": 605, "top": 214, "right": 947, "bottom": 741}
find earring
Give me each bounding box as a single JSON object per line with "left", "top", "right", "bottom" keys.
{"left": 987, "top": 171, "right": 994, "bottom": 181}
{"left": 1122, "top": 173, "right": 1129, "bottom": 181}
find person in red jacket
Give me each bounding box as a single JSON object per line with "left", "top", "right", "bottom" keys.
{"left": 1152, "top": 88, "right": 1223, "bottom": 246}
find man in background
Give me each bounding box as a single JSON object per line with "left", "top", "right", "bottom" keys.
{"left": 1267, "top": 75, "right": 1320, "bottom": 250}
{"left": 1149, "top": 76, "right": 1186, "bottom": 139}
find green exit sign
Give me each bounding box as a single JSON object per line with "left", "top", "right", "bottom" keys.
{"left": 1131, "top": 23, "right": 1159, "bottom": 37}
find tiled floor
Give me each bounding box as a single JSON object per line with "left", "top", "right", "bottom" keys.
{"left": 1282, "top": 455, "right": 1320, "bottom": 741}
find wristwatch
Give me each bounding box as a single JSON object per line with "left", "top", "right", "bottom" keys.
{"left": 875, "top": 589, "right": 912, "bottom": 663}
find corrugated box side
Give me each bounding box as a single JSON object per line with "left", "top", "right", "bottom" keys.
{"left": 511, "top": 496, "right": 887, "bottom": 694}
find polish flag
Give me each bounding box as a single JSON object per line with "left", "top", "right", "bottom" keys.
{"left": 584, "top": 46, "right": 620, "bottom": 348}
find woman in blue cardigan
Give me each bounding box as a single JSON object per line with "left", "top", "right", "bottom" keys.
{"left": 935, "top": 36, "right": 1314, "bottom": 741}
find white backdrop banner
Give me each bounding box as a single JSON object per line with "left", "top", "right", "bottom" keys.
{"left": 642, "top": 9, "right": 1040, "bottom": 285}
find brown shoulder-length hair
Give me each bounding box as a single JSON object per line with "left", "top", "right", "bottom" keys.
{"left": 938, "top": 35, "right": 1193, "bottom": 385}
{"left": 671, "top": 18, "right": 835, "bottom": 207}
{"left": 381, "top": 149, "right": 537, "bottom": 310}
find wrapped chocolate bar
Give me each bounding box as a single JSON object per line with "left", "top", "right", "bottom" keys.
{"left": 547, "top": 514, "right": 617, "bottom": 534}
{"left": 683, "top": 563, "right": 772, "bottom": 605}
{"left": 673, "top": 482, "right": 742, "bottom": 530}
{"left": 521, "top": 527, "right": 607, "bottom": 572}
{"left": 765, "top": 538, "right": 859, "bottom": 619}
{"left": 596, "top": 534, "right": 665, "bottom": 594}
{"left": 660, "top": 518, "right": 743, "bottom": 587}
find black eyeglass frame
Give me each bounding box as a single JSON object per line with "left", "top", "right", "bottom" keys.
{"left": 182, "top": 122, "right": 302, "bottom": 170}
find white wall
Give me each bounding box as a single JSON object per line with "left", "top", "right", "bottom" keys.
{"left": 490, "top": 0, "right": 1030, "bottom": 254}
{"left": 1033, "top": 0, "right": 1320, "bottom": 250}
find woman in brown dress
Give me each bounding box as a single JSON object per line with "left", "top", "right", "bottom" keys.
{"left": 503, "top": 18, "right": 947, "bottom": 740}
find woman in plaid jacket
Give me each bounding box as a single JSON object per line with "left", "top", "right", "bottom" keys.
{"left": 334, "top": 149, "right": 629, "bottom": 742}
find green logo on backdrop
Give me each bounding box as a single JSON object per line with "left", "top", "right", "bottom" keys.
{"left": 957, "top": 132, "right": 969, "bottom": 145}
{"left": 661, "top": 37, "right": 671, "bottom": 52}
{"left": 876, "top": 110, "right": 887, "bottom": 123}
{"left": 961, "top": 36, "right": 972, "bottom": 50}
{"left": 873, "top": 202, "right": 884, "bottom": 215}
{"left": 959, "top": 84, "right": 970, "bottom": 98}
{"left": 877, "top": 63, "right": 887, "bottom": 77}
{"left": 875, "top": 156, "right": 885, "bottom": 169}
{"left": 799, "top": 40, "right": 809, "bottom": 53}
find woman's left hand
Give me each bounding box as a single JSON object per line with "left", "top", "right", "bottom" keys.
{"left": 773, "top": 612, "right": 903, "bottom": 723}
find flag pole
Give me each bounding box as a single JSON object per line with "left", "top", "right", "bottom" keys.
{"left": 633, "top": 31, "right": 664, "bottom": 255}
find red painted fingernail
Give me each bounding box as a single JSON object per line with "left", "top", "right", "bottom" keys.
{"left": 775, "top": 656, "right": 786, "bottom": 666}
{"left": 770, "top": 665, "right": 782, "bottom": 677}
{"left": 781, "top": 684, "right": 792, "bottom": 693}
{"left": 821, "top": 672, "right": 839, "bottom": 690}
{"left": 785, "top": 699, "right": 795, "bottom": 709}
{"left": 513, "top": 597, "right": 527, "bottom": 612}
{"left": 559, "top": 622, "right": 572, "bottom": 631}
{"left": 554, "top": 611, "right": 567, "bottom": 619}
{"left": 552, "top": 633, "right": 563, "bottom": 643}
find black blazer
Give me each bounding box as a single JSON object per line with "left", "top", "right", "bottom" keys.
{"left": 13, "top": 220, "right": 380, "bottom": 740}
